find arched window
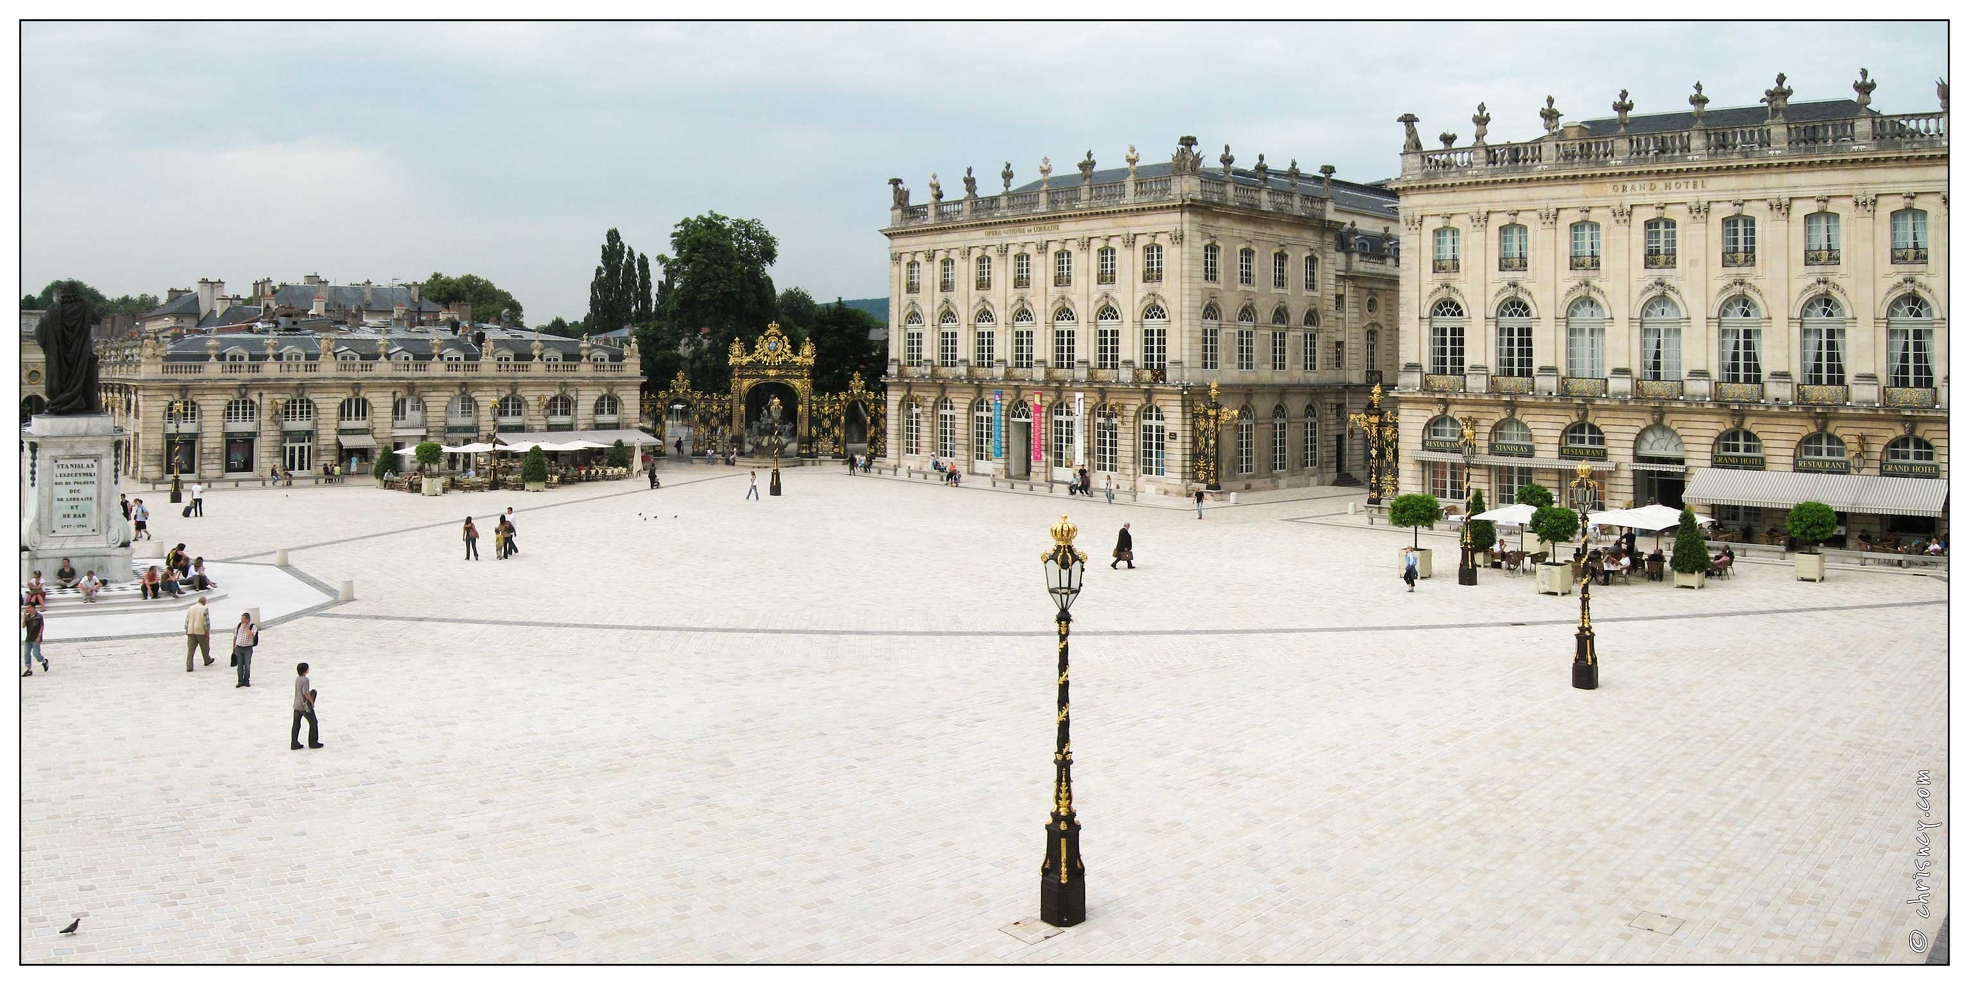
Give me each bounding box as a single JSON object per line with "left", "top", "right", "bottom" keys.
{"left": 972, "top": 400, "right": 994, "bottom": 462}
{"left": 974, "top": 307, "right": 997, "bottom": 367}
{"left": 935, "top": 397, "right": 956, "bottom": 458}
{"left": 336, "top": 349, "right": 360, "bottom": 363}
{"left": 447, "top": 395, "right": 476, "bottom": 423}
{"left": 1565, "top": 297, "right": 1606, "bottom": 379}
{"left": 1797, "top": 431, "right": 1847, "bottom": 468}
{"left": 392, "top": 349, "right": 413, "bottom": 363}
{"left": 589, "top": 350, "right": 609, "bottom": 364}
{"left": 1235, "top": 306, "right": 1256, "bottom": 371}
{"left": 494, "top": 349, "right": 515, "bottom": 364}
{"left": 904, "top": 309, "right": 925, "bottom": 366}
{"left": 1425, "top": 415, "right": 1462, "bottom": 446}
{"left": 1301, "top": 404, "right": 1319, "bottom": 470}
{"left": 1139, "top": 405, "right": 1166, "bottom": 477}
{"left": 1235, "top": 407, "right": 1255, "bottom": 474}
{"left": 1302, "top": 308, "right": 1318, "bottom": 328}
{"left": 1052, "top": 305, "right": 1077, "bottom": 367}
{"left": 904, "top": 309, "right": 924, "bottom": 326}
{"left": 975, "top": 254, "right": 992, "bottom": 290}
{"left": 282, "top": 398, "right": 314, "bottom": 424}
{"left": 1433, "top": 227, "right": 1460, "bottom": 271}
{"left": 224, "top": 348, "right": 249, "bottom": 362}
{"left": 1888, "top": 294, "right": 1936, "bottom": 389}
{"left": 595, "top": 394, "right": 620, "bottom": 419}
{"left": 1236, "top": 305, "right": 1256, "bottom": 325}
{"left": 1495, "top": 298, "right": 1533, "bottom": 378}
{"left": 1570, "top": 220, "right": 1601, "bottom": 268}
{"left": 1200, "top": 302, "right": 1221, "bottom": 370}
{"left": 1640, "top": 296, "right": 1682, "bottom": 381}
{"left": 1884, "top": 435, "right": 1938, "bottom": 474}
{"left": 1051, "top": 402, "right": 1074, "bottom": 469}
{"left": 1491, "top": 418, "right": 1534, "bottom": 455}
{"left": 442, "top": 349, "right": 464, "bottom": 363}
{"left": 1365, "top": 327, "right": 1380, "bottom": 373}
{"left": 1303, "top": 253, "right": 1319, "bottom": 292}
{"left": 938, "top": 309, "right": 959, "bottom": 367}
{"left": 1270, "top": 404, "right": 1288, "bottom": 472}
{"left": 281, "top": 347, "right": 306, "bottom": 363}
{"left": 1201, "top": 301, "right": 1221, "bottom": 322}
{"left": 1237, "top": 247, "right": 1255, "bottom": 286}
{"left": 1270, "top": 305, "right": 1289, "bottom": 326}
{"left": 338, "top": 397, "right": 369, "bottom": 423}
{"left": 903, "top": 400, "right": 921, "bottom": 454}
{"left": 392, "top": 397, "right": 422, "bottom": 422}
{"left": 1141, "top": 302, "right": 1167, "bottom": 321}
{"left": 167, "top": 400, "right": 200, "bottom": 428}
{"left": 540, "top": 349, "right": 564, "bottom": 364}
{"left": 495, "top": 395, "right": 526, "bottom": 419}
{"left": 546, "top": 394, "right": 573, "bottom": 418}
{"left": 1095, "top": 306, "right": 1120, "bottom": 371}
{"left": 224, "top": 398, "right": 257, "bottom": 426}
{"left": 1800, "top": 295, "right": 1846, "bottom": 386}
{"left": 1094, "top": 406, "right": 1119, "bottom": 472}
{"left": 1635, "top": 424, "right": 1685, "bottom": 460}
{"left": 939, "top": 256, "right": 955, "bottom": 293}
{"left": 1718, "top": 296, "right": 1762, "bottom": 384}
{"left": 1714, "top": 428, "right": 1764, "bottom": 468}
{"left": 1429, "top": 298, "right": 1466, "bottom": 376}
{"left": 1011, "top": 307, "right": 1035, "bottom": 369}
{"left": 1562, "top": 421, "right": 1605, "bottom": 456}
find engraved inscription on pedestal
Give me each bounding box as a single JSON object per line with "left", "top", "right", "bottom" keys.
{"left": 52, "top": 457, "right": 101, "bottom": 536}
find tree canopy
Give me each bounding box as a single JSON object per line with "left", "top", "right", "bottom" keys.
{"left": 805, "top": 299, "right": 885, "bottom": 394}
{"left": 27, "top": 279, "right": 158, "bottom": 319}
{"left": 1670, "top": 508, "right": 1709, "bottom": 575}
{"left": 1389, "top": 493, "right": 1443, "bottom": 549}
{"left": 424, "top": 272, "right": 524, "bottom": 327}
{"left": 587, "top": 229, "right": 638, "bottom": 335}
{"left": 657, "top": 211, "right": 779, "bottom": 393}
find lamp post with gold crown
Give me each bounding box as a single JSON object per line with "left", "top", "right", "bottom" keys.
{"left": 1457, "top": 416, "right": 1480, "bottom": 585}
{"left": 1190, "top": 382, "right": 1237, "bottom": 493}
{"left": 1346, "top": 384, "right": 1400, "bottom": 506}
{"left": 1039, "top": 515, "right": 1088, "bottom": 926}
{"left": 1573, "top": 567, "right": 1599, "bottom": 689}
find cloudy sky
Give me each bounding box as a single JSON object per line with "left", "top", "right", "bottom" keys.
{"left": 21, "top": 21, "right": 1946, "bottom": 323}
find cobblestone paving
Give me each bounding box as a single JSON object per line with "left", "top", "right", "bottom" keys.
{"left": 19, "top": 467, "right": 1948, "bottom": 962}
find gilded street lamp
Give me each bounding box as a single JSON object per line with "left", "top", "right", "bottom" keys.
{"left": 1039, "top": 515, "right": 1087, "bottom": 927}
{"left": 1457, "top": 417, "right": 1479, "bottom": 586}
{"left": 1573, "top": 569, "right": 1599, "bottom": 690}
{"left": 1190, "top": 382, "right": 1237, "bottom": 493}
{"left": 1345, "top": 384, "right": 1400, "bottom": 507}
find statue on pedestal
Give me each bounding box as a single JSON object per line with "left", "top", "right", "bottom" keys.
{"left": 36, "top": 286, "right": 102, "bottom": 415}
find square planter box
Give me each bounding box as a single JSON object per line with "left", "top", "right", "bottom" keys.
{"left": 1535, "top": 561, "right": 1573, "bottom": 595}
{"left": 1673, "top": 569, "right": 1706, "bottom": 590}
{"left": 1795, "top": 551, "right": 1826, "bottom": 582}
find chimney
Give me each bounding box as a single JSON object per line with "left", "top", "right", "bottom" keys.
{"left": 393, "top": 303, "right": 408, "bottom": 326}
{"left": 215, "top": 293, "right": 235, "bottom": 317}
{"left": 454, "top": 302, "right": 472, "bottom": 325}
{"left": 303, "top": 273, "right": 324, "bottom": 287}
{"left": 196, "top": 278, "right": 221, "bottom": 318}
{"left": 1561, "top": 121, "right": 1588, "bottom": 139}
{"left": 167, "top": 287, "right": 190, "bottom": 302}
{"left": 409, "top": 281, "right": 422, "bottom": 305}
{"left": 363, "top": 280, "right": 374, "bottom": 306}
{"left": 312, "top": 293, "right": 327, "bottom": 316}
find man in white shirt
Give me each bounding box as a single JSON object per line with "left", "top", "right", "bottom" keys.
{"left": 189, "top": 482, "right": 204, "bottom": 517}
{"left": 184, "top": 596, "right": 212, "bottom": 671}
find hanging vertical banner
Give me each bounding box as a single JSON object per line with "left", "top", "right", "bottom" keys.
{"left": 993, "top": 391, "right": 1004, "bottom": 460}
{"left": 1073, "top": 392, "right": 1085, "bottom": 468}
{"left": 1032, "top": 398, "right": 1045, "bottom": 464}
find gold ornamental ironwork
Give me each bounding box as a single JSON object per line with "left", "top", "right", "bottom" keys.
{"left": 1189, "top": 381, "right": 1238, "bottom": 491}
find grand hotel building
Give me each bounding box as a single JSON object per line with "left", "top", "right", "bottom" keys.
{"left": 1386, "top": 75, "right": 1947, "bottom": 541}
{"left": 880, "top": 138, "right": 1399, "bottom": 496}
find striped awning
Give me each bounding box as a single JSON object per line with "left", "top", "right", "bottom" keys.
{"left": 1683, "top": 467, "right": 1949, "bottom": 518}
{"left": 1410, "top": 450, "right": 1614, "bottom": 471}
{"left": 335, "top": 433, "right": 377, "bottom": 449}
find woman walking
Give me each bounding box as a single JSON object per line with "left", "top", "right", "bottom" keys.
{"left": 463, "top": 517, "right": 480, "bottom": 560}
{"left": 1103, "top": 474, "right": 1115, "bottom": 505}
{"left": 1402, "top": 546, "right": 1420, "bottom": 592}
{"left": 231, "top": 612, "right": 259, "bottom": 687}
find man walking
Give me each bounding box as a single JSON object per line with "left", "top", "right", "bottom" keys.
{"left": 132, "top": 498, "right": 151, "bottom": 540}
{"left": 21, "top": 603, "right": 47, "bottom": 676}
{"left": 184, "top": 595, "right": 213, "bottom": 671}
{"left": 648, "top": 466, "right": 661, "bottom": 489}
{"left": 502, "top": 508, "right": 519, "bottom": 558}
{"left": 291, "top": 662, "right": 323, "bottom": 750}
{"left": 1194, "top": 488, "right": 1205, "bottom": 520}
{"left": 674, "top": 437, "right": 684, "bottom": 459}
{"left": 746, "top": 471, "right": 760, "bottom": 500}
{"left": 232, "top": 612, "right": 258, "bottom": 687}
{"left": 1111, "top": 523, "right": 1134, "bottom": 569}
{"left": 189, "top": 481, "right": 204, "bottom": 517}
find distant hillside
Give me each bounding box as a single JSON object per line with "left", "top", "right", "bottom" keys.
{"left": 840, "top": 297, "right": 888, "bottom": 322}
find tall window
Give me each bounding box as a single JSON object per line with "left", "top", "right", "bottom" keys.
{"left": 904, "top": 310, "right": 924, "bottom": 366}
{"left": 1496, "top": 299, "right": 1533, "bottom": 378}
{"left": 1051, "top": 404, "right": 1073, "bottom": 469}
{"left": 336, "top": 397, "right": 366, "bottom": 424}
{"left": 1722, "top": 215, "right": 1756, "bottom": 266}
{"left": 1303, "top": 254, "right": 1319, "bottom": 292}
{"left": 225, "top": 398, "right": 258, "bottom": 426}
{"left": 1095, "top": 306, "right": 1120, "bottom": 370}
{"left": 1051, "top": 306, "right": 1077, "bottom": 366}
{"left": 1202, "top": 244, "right": 1221, "bottom": 283}
{"left": 1301, "top": 409, "right": 1319, "bottom": 470}
{"left": 1012, "top": 308, "right": 1035, "bottom": 368}
{"left": 1805, "top": 212, "right": 1840, "bottom": 264}
{"left": 1570, "top": 221, "right": 1601, "bottom": 269}
{"left": 1238, "top": 247, "right": 1254, "bottom": 286}
{"left": 939, "top": 257, "right": 955, "bottom": 293}
{"left": 973, "top": 401, "right": 994, "bottom": 462}
{"left": 1565, "top": 297, "right": 1606, "bottom": 379}
{"left": 391, "top": 397, "right": 420, "bottom": 423}
{"left": 1014, "top": 253, "right": 1031, "bottom": 289}
{"left": 1563, "top": 422, "right": 1606, "bottom": 457}
{"left": 1644, "top": 218, "right": 1677, "bottom": 268}
{"left": 903, "top": 401, "right": 921, "bottom": 454}
{"left": 283, "top": 398, "right": 315, "bottom": 425}
{"left": 1364, "top": 329, "right": 1378, "bottom": 374}
{"left": 938, "top": 310, "right": 959, "bottom": 366}
{"left": 905, "top": 261, "right": 921, "bottom": 293}
{"left": 1493, "top": 465, "right": 1533, "bottom": 504}
{"left": 1270, "top": 405, "right": 1288, "bottom": 472}
{"left": 1424, "top": 462, "right": 1466, "bottom": 501}
{"left": 494, "top": 394, "right": 525, "bottom": 420}
{"left": 1433, "top": 228, "right": 1461, "bottom": 272}
{"left": 1891, "top": 208, "right": 1928, "bottom": 262}
{"left": 975, "top": 254, "right": 993, "bottom": 290}
{"left": 1799, "top": 295, "right": 1846, "bottom": 386}
{"left": 1096, "top": 247, "right": 1117, "bottom": 285}
{"left": 594, "top": 394, "right": 620, "bottom": 420}
{"left": 935, "top": 398, "right": 956, "bottom": 458}
{"left": 1498, "top": 223, "right": 1528, "bottom": 270}
{"left": 1235, "top": 408, "right": 1254, "bottom": 474}
{"left": 1301, "top": 322, "right": 1318, "bottom": 371}
{"left": 1093, "top": 408, "right": 1118, "bottom": 472}
{"left": 1139, "top": 405, "right": 1166, "bottom": 477}
{"left": 1142, "top": 243, "right": 1164, "bottom": 282}
{"left": 1639, "top": 297, "right": 1682, "bottom": 381}
{"left": 1271, "top": 331, "right": 1287, "bottom": 371}
{"left": 1272, "top": 250, "right": 1288, "bottom": 289}
{"left": 1429, "top": 299, "right": 1466, "bottom": 375}
{"left": 1236, "top": 308, "right": 1255, "bottom": 371}
{"left": 974, "top": 308, "right": 996, "bottom": 366}
{"left": 1887, "top": 294, "right": 1936, "bottom": 388}
{"left": 1053, "top": 250, "right": 1073, "bottom": 287}
{"left": 1200, "top": 303, "right": 1221, "bottom": 370}
{"left": 1718, "top": 296, "right": 1763, "bottom": 383}
{"left": 1141, "top": 303, "right": 1168, "bottom": 371}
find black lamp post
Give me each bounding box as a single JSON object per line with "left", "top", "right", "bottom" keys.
{"left": 1573, "top": 569, "right": 1599, "bottom": 689}
{"left": 1457, "top": 419, "right": 1479, "bottom": 585}
{"left": 1039, "top": 515, "right": 1087, "bottom": 927}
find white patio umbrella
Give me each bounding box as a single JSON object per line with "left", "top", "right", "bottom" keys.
{"left": 563, "top": 439, "right": 610, "bottom": 450}
{"left": 1470, "top": 503, "right": 1536, "bottom": 526}
{"left": 1622, "top": 503, "right": 1712, "bottom": 532}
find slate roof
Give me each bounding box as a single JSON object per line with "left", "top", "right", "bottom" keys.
{"left": 270, "top": 284, "right": 444, "bottom": 313}
{"left": 161, "top": 326, "right": 626, "bottom": 362}
{"left": 1570, "top": 98, "right": 1871, "bottom": 138}
{"left": 1003, "top": 160, "right": 1400, "bottom": 217}
{"left": 196, "top": 305, "right": 268, "bottom": 329}
{"left": 140, "top": 293, "right": 200, "bottom": 319}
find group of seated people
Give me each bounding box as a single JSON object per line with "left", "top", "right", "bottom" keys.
{"left": 1710, "top": 545, "right": 1736, "bottom": 576}
{"left": 928, "top": 456, "right": 963, "bottom": 485}
{"left": 140, "top": 544, "right": 218, "bottom": 600}
{"left": 31, "top": 560, "right": 107, "bottom": 604}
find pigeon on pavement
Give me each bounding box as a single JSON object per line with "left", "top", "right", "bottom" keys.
{"left": 59, "top": 919, "right": 79, "bottom": 934}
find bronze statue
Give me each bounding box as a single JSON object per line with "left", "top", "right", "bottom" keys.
{"left": 35, "top": 286, "right": 101, "bottom": 415}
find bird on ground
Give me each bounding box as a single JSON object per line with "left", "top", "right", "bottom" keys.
{"left": 59, "top": 919, "right": 79, "bottom": 934}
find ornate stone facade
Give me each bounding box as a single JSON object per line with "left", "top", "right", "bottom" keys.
{"left": 1387, "top": 75, "right": 1947, "bottom": 538}
{"left": 880, "top": 137, "right": 1399, "bottom": 495}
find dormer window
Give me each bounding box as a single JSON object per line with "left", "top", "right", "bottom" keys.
{"left": 442, "top": 350, "right": 463, "bottom": 363}
{"left": 495, "top": 350, "right": 515, "bottom": 363}
{"left": 281, "top": 348, "right": 305, "bottom": 362}
{"left": 589, "top": 351, "right": 609, "bottom": 364}
{"left": 542, "top": 350, "right": 563, "bottom": 363}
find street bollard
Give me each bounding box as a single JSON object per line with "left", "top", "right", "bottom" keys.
{"left": 275, "top": 548, "right": 289, "bottom": 567}
{"left": 338, "top": 580, "right": 355, "bottom": 602}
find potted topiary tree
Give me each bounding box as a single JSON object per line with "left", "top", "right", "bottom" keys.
{"left": 1788, "top": 500, "right": 1838, "bottom": 582}
{"left": 522, "top": 445, "right": 550, "bottom": 492}
{"left": 414, "top": 441, "right": 444, "bottom": 496}
{"left": 607, "top": 438, "right": 632, "bottom": 470}
{"left": 1530, "top": 504, "right": 1582, "bottom": 595}
{"left": 371, "top": 452, "right": 392, "bottom": 488}
{"left": 1389, "top": 492, "right": 1443, "bottom": 579}
{"left": 1465, "top": 488, "right": 1497, "bottom": 566}
{"left": 1669, "top": 506, "right": 1709, "bottom": 589}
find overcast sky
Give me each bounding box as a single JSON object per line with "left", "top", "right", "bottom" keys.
{"left": 21, "top": 21, "right": 1946, "bottom": 322}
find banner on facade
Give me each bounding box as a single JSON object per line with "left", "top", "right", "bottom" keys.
{"left": 993, "top": 391, "right": 1004, "bottom": 460}
{"left": 1032, "top": 398, "right": 1044, "bottom": 464}
{"left": 1073, "top": 392, "right": 1085, "bottom": 468}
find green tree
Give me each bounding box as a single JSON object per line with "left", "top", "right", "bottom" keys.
{"left": 522, "top": 445, "right": 550, "bottom": 484}
{"left": 806, "top": 299, "right": 885, "bottom": 394}
{"left": 424, "top": 272, "right": 524, "bottom": 326}
{"left": 96, "top": 293, "right": 161, "bottom": 318}
{"left": 413, "top": 441, "right": 443, "bottom": 474}
{"left": 657, "top": 211, "right": 779, "bottom": 393}
{"left": 1670, "top": 507, "right": 1709, "bottom": 575}
{"left": 372, "top": 452, "right": 393, "bottom": 481}
{"left": 1514, "top": 482, "right": 1554, "bottom": 509}
{"left": 607, "top": 439, "right": 632, "bottom": 469}
{"left": 635, "top": 253, "right": 654, "bottom": 323}
{"left": 586, "top": 228, "right": 638, "bottom": 334}
{"left": 538, "top": 317, "right": 582, "bottom": 339}
{"left": 30, "top": 279, "right": 109, "bottom": 311}
{"left": 1389, "top": 493, "right": 1443, "bottom": 550}
{"left": 1465, "top": 488, "right": 1496, "bottom": 553}
{"left": 19, "top": 294, "right": 38, "bottom": 309}
{"left": 1787, "top": 501, "right": 1838, "bottom": 552}
{"left": 1530, "top": 505, "right": 1582, "bottom": 553}
{"left": 776, "top": 287, "right": 818, "bottom": 334}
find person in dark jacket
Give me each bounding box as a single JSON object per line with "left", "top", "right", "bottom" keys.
{"left": 1111, "top": 523, "right": 1134, "bottom": 569}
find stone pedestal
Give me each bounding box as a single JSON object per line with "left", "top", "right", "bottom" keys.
{"left": 22, "top": 414, "right": 133, "bottom": 584}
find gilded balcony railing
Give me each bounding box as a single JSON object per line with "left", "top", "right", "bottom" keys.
{"left": 1713, "top": 381, "right": 1763, "bottom": 402}
{"left": 1884, "top": 386, "right": 1937, "bottom": 408}
{"left": 1722, "top": 251, "right": 1756, "bottom": 267}
{"left": 1497, "top": 256, "right": 1527, "bottom": 271}
{"left": 1893, "top": 247, "right": 1929, "bottom": 264}
{"left": 1796, "top": 384, "right": 1848, "bottom": 405}
{"left": 1805, "top": 249, "right": 1840, "bottom": 265}
{"left": 1634, "top": 379, "right": 1683, "bottom": 399}
{"left": 1488, "top": 375, "right": 1532, "bottom": 394}
{"left": 1422, "top": 374, "right": 1465, "bottom": 392}
{"left": 1560, "top": 377, "right": 1607, "bottom": 397}
{"left": 1432, "top": 259, "right": 1460, "bottom": 273}
{"left": 1570, "top": 255, "right": 1600, "bottom": 270}
{"left": 1644, "top": 251, "right": 1676, "bottom": 269}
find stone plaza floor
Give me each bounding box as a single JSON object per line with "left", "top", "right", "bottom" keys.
{"left": 17, "top": 464, "right": 1950, "bottom": 962}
